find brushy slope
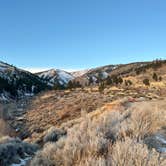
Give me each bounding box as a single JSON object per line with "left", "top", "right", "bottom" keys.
{"left": 30, "top": 99, "right": 166, "bottom": 166}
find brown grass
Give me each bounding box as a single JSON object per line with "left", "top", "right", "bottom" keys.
{"left": 30, "top": 99, "right": 166, "bottom": 166}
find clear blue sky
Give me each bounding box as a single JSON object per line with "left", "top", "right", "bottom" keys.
{"left": 0, "top": 0, "right": 166, "bottom": 71}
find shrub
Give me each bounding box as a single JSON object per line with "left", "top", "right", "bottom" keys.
{"left": 111, "top": 137, "right": 166, "bottom": 166}
{"left": 0, "top": 136, "right": 39, "bottom": 166}
{"left": 43, "top": 127, "right": 66, "bottom": 143}
{"left": 119, "top": 102, "right": 166, "bottom": 140}
{"left": 30, "top": 101, "right": 166, "bottom": 166}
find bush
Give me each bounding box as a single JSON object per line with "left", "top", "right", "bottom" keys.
{"left": 0, "top": 136, "right": 39, "bottom": 166}
{"left": 30, "top": 101, "right": 166, "bottom": 166}
{"left": 43, "top": 127, "right": 66, "bottom": 143}
{"left": 120, "top": 102, "right": 166, "bottom": 139}
{"left": 111, "top": 137, "right": 166, "bottom": 166}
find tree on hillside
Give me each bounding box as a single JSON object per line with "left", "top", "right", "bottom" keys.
{"left": 106, "top": 76, "right": 112, "bottom": 85}
{"left": 118, "top": 77, "right": 123, "bottom": 84}
{"left": 143, "top": 79, "right": 150, "bottom": 86}
{"left": 159, "top": 76, "right": 162, "bottom": 82}
{"left": 88, "top": 77, "right": 94, "bottom": 86}
{"left": 152, "top": 73, "right": 158, "bottom": 81}
{"left": 54, "top": 82, "right": 65, "bottom": 90}
{"left": 98, "top": 82, "right": 105, "bottom": 93}
{"left": 67, "top": 80, "right": 74, "bottom": 89}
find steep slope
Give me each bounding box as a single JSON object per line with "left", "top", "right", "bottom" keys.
{"left": 0, "top": 61, "right": 49, "bottom": 101}
{"left": 37, "top": 69, "right": 75, "bottom": 87}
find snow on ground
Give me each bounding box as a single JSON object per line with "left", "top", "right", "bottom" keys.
{"left": 156, "top": 135, "right": 166, "bottom": 144}
{"left": 0, "top": 66, "right": 6, "bottom": 71}
{"left": 38, "top": 69, "right": 56, "bottom": 79}
{"left": 0, "top": 93, "right": 9, "bottom": 101}
{"left": 155, "top": 134, "right": 166, "bottom": 153}
{"left": 10, "top": 156, "right": 32, "bottom": 166}
{"left": 56, "top": 69, "right": 74, "bottom": 84}
{"left": 71, "top": 69, "right": 89, "bottom": 77}
{"left": 102, "top": 71, "right": 109, "bottom": 79}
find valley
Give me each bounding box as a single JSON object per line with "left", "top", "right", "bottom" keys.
{"left": 0, "top": 60, "right": 166, "bottom": 166}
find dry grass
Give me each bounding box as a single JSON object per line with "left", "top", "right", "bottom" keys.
{"left": 30, "top": 99, "right": 166, "bottom": 166}
{"left": 120, "top": 102, "right": 166, "bottom": 139}
{"left": 111, "top": 137, "right": 166, "bottom": 166}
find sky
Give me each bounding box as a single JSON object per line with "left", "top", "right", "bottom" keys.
{"left": 0, "top": 0, "right": 166, "bottom": 72}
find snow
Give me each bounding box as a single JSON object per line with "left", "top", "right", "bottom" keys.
{"left": 38, "top": 69, "right": 74, "bottom": 86}
{"left": 56, "top": 69, "right": 74, "bottom": 83}
{"left": 10, "top": 156, "right": 31, "bottom": 166}
{"left": 0, "top": 93, "right": 9, "bottom": 101}
{"left": 155, "top": 134, "right": 166, "bottom": 153}
{"left": 24, "top": 93, "right": 34, "bottom": 97}
{"left": 0, "top": 66, "right": 6, "bottom": 71}
{"left": 155, "top": 135, "right": 166, "bottom": 144}
{"left": 39, "top": 69, "right": 56, "bottom": 79}
{"left": 158, "top": 147, "right": 166, "bottom": 153}
{"left": 102, "top": 71, "right": 108, "bottom": 79}
{"left": 71, "top": 69, "right": 89, "bottom": 77}
{"left": 112, "top": 66, "right": 118, "bottom": 70}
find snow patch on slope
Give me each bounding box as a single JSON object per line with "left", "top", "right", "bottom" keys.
{"left": 38, "top": 69, "right": 75, "bottom": 86}
{"left": 56, "top": 69, "right": 74, "bottom": 84}
{"left": 71, "top": 69, "right": 89, "bottom": 77}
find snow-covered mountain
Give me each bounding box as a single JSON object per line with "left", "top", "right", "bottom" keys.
{"left": 0, "top": 61, "right": 49, "bottom": 101}
{"left": 71, "top": 69, "right": 90, "bottom": 77}
{"left": 37, "top": 69, "right": 75, "bottom": 87}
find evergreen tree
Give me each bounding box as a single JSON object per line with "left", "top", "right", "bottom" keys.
{"left": 88, "top": 77, "right": 94, "bottom": 86}
{"left": 152, "top": 73, "right": 158, "bottom": 81}
{"left": 106, "top": 76, "right": 112, "bottom": 85}
{"left": 143, "top": 79, "right": 150, "bottom": 86}
{"left": 159, "top": 76, "right": 162, "bottom": 81}
{"left": 98, "top": 82, "right": 105, "bottom": 93}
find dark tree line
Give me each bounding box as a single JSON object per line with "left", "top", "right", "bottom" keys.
{"left": 135, "top": 59, "right": 166, "bottom": 75}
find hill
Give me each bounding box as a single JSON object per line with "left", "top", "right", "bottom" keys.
{"left": 0, "top": 61, "right": 49, "bottom": 101}
{"left": 36, "top": 69, "right": 74, "bottom": 87}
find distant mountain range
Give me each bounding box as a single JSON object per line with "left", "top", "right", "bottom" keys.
{"left": 0, "top": 59, "right": 165, "bottom": 101}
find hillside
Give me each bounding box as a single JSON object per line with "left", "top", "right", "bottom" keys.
{"left": 36, "top": 69, "right": 74, "bottom": 87}
{"left": 72, "top": 60, "right": 166, "bottom": 86}
{"left": 0, "top": 61, "right": 49, "bottom": 101}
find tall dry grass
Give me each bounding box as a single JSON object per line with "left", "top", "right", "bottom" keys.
{"left": 30, "top": 100, "right": 166, "bottom": 166}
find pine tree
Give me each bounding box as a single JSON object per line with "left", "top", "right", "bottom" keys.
{"left": 98, "top": 82, "right": 105, "bottom": 93}
{"left": 143, "top": 79, "right": 150, "bottom": 86}
{"left": 159, "top": 76, "right": 162, "bottom": 81}
{"left": 152, "top": 73, "right": 158, "bottom": 81}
